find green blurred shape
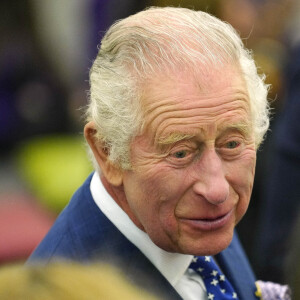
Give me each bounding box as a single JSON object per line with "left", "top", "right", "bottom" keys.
{"left": 15, "top": 135, "right": 93, "bottom": 213}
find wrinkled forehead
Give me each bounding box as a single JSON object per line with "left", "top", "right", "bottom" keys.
{"left": 137, "top": 63, "right": 251, "bottom": 140}
{"left": 140, "top": 63, "right": 249, "bottom": 109}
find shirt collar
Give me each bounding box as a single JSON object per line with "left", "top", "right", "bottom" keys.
{"left": 90, "top": 171, "right": 193, "bottom": 286}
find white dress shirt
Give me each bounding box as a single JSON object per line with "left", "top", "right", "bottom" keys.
{"left": 90, "top": 171, "right": 207, "bottom": 300}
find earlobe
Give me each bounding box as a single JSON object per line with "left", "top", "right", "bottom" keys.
{"left": 84, "top": 121, "right": 123, "bottom": 186}
{"left": 103, "top": 162, "right": 123, "bottom": 186}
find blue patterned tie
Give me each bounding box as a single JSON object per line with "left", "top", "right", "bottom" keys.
{"left": 189, "top": 256, "right": 239, "bottom": 300}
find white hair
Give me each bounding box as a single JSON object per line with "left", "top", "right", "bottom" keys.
{"left": 86, "top": 6, "right": 270, "bottom": 170}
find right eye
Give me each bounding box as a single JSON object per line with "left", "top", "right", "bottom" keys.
{"left": 172, "top": 150, "right": 188, "bottom": 159}
{"left": 167, "top": 147, "right": 196, "bottom": 167}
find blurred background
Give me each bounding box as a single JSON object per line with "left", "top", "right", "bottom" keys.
{"left": 1, "top": 0, "right": 300, "bottom": 291}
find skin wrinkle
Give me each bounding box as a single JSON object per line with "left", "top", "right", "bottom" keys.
{"left": 151, "top": 105, "right": 251, "bottom": 146}
{"left": 158, "top": 133, "right": 195, "bottom": 146}
{"left": 141, "top": 83, "right": 251, "bottom": 145}
{"left": 159, "top": 126, "right": 252, "bottom": 171}
{"left": 156, "top": 112, "right": 251, "bottom": 138}
{"left": 113, "top": 65, "right": 257, "bottom": 256}
{"left": 139, "top": 68, "right": 250, "bottom": 139}
{"left": 143, "top": 90, "right": 249, "bottom": 114}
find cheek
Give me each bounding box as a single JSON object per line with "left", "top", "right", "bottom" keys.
{"left": 124, "top": 167, "right": 177, "bottom": 218}
{"left": 137, "top": 167, "right": 191, "bottom": 227}
{"left": 227, "top": 150, "right": 256, "bottom": 220}
{"left": 227, "top": 147, "right": 256, "bottom": 184}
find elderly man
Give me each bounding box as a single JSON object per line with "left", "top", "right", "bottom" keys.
{"left": 28, "top": 7, "right": 274, "bottom": 300}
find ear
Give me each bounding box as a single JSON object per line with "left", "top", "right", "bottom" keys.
{"left": 84, "top": 121, "right": 123, "bottom": 186}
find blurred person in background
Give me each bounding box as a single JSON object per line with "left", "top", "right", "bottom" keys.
{"left": 27, "top": 7, "right": 291, "bottom": 300}
{"left": 254, "top": 0, "right": 300, "bottom": 284}
{"left": 0, "top": 1, "right": 68, "bottom": 153}
{"left": 0, "top": 0, "right": 69, "bottom": 265}
{"left": 0, "top": 0, "right": 98, "bottom": 264}
{"left": 0, "top": 0, "right": 145, "bottom": 263}
{"left": 0, "top": 262, "right": 158, "bottom": 300}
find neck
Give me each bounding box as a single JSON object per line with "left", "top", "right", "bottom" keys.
{"left": 99, "top": 174, "right": 145, "bottom": 231}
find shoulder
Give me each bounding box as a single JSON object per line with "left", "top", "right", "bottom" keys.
{"left": 28, "top": 174, "right": 100, "bottom": 263}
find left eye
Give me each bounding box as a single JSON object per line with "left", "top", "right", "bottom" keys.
{"left": 173, "top": 150, "right": 187, "bottom": 158}
{"left": 226, "top": 141, "right": 240, "bottom": 149}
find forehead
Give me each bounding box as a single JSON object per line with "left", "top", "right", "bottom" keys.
{"left": 140, "top": 65, "right": 251, "bottom": 140}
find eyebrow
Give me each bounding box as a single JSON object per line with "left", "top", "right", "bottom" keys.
{"left": 218, "top": 121, "right": 252, "bottom": 137}
{"left": 157, "top": 132, "right": 196, "bottom": 146}
{"left": 157, "top": 122, "right": 252, "bottom": 146}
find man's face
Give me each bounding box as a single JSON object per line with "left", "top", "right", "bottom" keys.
{"left": 120, "top": 65, "right": 256, "bottom": 256}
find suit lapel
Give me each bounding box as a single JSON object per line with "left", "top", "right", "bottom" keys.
{"left": 215, "top": 231, "right": 258, "bottom": 300}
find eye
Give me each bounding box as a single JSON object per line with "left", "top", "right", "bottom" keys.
{"left": 173, "top": 150, "right": 187, "bottom": 159}
{"left": 225, "top": 141, "right": 240, "bottom": 149}
{"left": 166, "top": 143, "right": 197, "bottom": 166}
{"left": 217, "top": 138, "right": 244, "bottom": 160}
{"left": 167, "top": 148, "right": 195, "bottom": 165}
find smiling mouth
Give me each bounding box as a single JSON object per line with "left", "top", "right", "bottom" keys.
{"left": 180, "top": 209, "right": 233, "bottom": 231}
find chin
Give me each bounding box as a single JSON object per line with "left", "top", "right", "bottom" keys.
{"left": 196, "top": 243, "right": 231, "bottom": 256}
{"left": 185, "top": 244, "right": 230, "bottom": 257}
{"left": 179, "top": 230, "right": 234, "bottom": 256}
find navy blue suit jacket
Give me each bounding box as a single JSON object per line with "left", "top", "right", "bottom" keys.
{"left": 28, "top": 174, "right": 258, "bottom": 300}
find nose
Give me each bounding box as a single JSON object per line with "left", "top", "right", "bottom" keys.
{"left": 192, "top": 149, "right": 229, "bottom": 205}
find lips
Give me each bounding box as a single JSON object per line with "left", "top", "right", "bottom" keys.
{"left": 179, "top": 209, "right": 233, "bottom": 231}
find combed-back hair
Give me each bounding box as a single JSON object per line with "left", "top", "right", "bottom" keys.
{"left": 86, "top": 6, "right": 270, "bottom": 170}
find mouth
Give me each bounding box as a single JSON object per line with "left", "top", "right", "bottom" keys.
{"left": 179, "top": 209, "right": 234, "bottom": 231}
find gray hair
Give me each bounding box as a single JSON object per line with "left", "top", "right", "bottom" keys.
{"left": 86, "top": 6, "right": 270, "bottom": 170}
